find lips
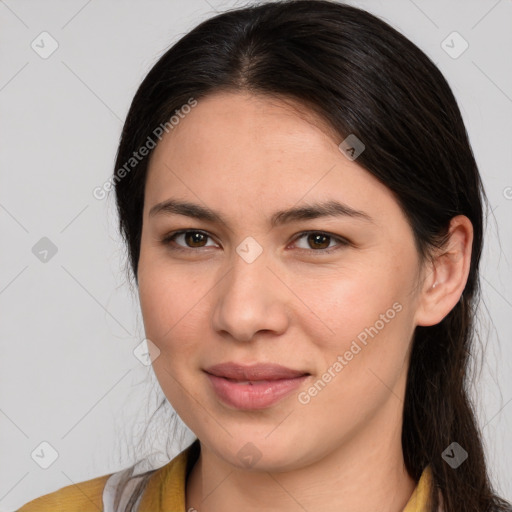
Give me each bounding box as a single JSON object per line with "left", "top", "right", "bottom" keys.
{"left": 204, "top": 362, "right": 310, "bottom": 410}
{"left": 204, "top": 362, "right": 309, "bottom": 381}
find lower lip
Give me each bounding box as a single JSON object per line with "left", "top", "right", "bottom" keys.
{"left": 205, "top": 373, "right": 309, "bottom": 410}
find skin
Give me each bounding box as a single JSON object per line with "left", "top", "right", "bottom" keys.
{"left": 137, "top": 91, "right": 473, "bottom": 512}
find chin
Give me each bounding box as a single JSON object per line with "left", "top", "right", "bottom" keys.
{"left": 201, "top": 427, "right": 316, "bottom": 472}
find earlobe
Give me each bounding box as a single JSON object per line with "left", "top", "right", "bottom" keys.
{"left": 414, "top": 215, "right": 473, "bottom": 327}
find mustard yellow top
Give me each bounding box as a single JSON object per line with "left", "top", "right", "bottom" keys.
{"left": 16, "top": 440, "right": 433, "bottom": 511}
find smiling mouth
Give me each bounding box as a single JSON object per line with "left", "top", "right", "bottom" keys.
{"left": 204, "top": 362, "right": 309, "bottom": 380}
{"left": 204, "top": 371, "right": 310, "bottom": 410}
{"left": 222, "top": 378, "right": 291, "bottom": 385}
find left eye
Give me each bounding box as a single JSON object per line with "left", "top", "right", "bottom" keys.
{"left": 291, "top": 231, "right": 349, "bottom": 253}
{"left": 161, "top": 230, "right": 348, "bottom": 253}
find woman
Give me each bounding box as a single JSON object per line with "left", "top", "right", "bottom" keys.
{"left": 16, "top": 1, "right": 511, "bottom": 511}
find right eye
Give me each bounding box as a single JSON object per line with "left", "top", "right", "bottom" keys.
{"left": 161, "top": 229, "right": 219, "bottom": 251}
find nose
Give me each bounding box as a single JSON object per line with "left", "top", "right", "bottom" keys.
{"left": 211, "top": 250, "right": 290, "bottom": 343}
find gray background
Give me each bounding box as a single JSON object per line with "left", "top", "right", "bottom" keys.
{"left": 1, "top": 0, "right": 511, "bottom": 510}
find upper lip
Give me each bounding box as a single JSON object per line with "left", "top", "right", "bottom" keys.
{"left": 204, "top": 362, "right": 309, "bottom": 381}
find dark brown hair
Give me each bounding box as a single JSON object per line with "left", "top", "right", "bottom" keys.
{"left": 112, "top": 1, "right": 511, "bottom": 510}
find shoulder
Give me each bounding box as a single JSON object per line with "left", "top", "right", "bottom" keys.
{"left": 15, "top": 441, "right": 201, "bottom": 512}
{"left": 16, "top": 472, "right": 113, "bottom": 512}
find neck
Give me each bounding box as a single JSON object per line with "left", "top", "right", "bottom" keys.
{"left": 185, "top": 394, "right": 417, "bottom": 512}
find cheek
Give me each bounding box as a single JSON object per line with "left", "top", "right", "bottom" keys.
{"left": 137, "top": 253, "right": 206, "bottom": 357}
{"left": 302, "top": 255, "right": 415, "bottom": 395}
{"left": 306, "top": 260, "right": 408, "bottom": 349}
{"left": 137, "top": 260, "right": 207, "bottom": 416}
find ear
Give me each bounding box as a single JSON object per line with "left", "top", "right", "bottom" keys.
{"left": 414, "top": 215, "right": 473, "bottom": 327}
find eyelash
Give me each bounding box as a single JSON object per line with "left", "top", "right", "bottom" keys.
{"left": 160, "top": 229, "right": 350, "bottom": 255}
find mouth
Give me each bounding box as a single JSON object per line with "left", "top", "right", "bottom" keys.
{"left": 204, "top": 362, "right": 311, "bottom": 410}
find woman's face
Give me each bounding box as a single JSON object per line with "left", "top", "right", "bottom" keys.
{"left": 138, "top": 91, "right": 426, "bottom": 471}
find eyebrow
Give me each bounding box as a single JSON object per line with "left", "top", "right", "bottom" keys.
{"left": 148, "top": 198, "right": 374, "bottom": 228}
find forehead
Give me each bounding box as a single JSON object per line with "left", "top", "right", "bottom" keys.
{"left": 144, "top": 91, "right": 400, "bottom": 227}
{"left": 148, "top": 91, "right": 340, "bottom": 170}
